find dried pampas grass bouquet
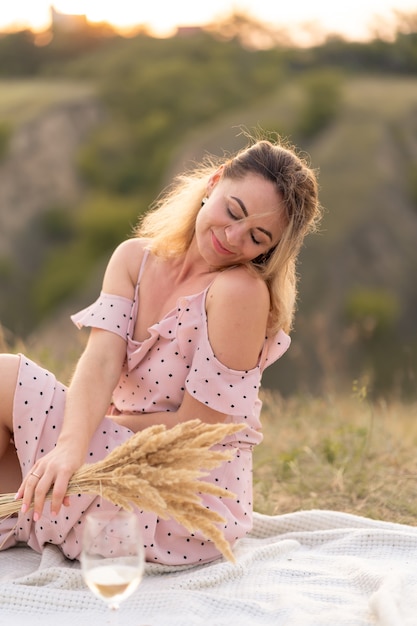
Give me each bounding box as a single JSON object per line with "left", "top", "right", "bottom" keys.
{"left": 0, "top": 419, "right": 244, "bottom": 562}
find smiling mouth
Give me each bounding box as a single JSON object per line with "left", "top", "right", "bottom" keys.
{"left": 211, "top": 232, "right": 234, "bottom": 255}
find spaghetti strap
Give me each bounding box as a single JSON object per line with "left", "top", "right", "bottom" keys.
{"left": 137, "top": 248, "right": 150, "bottom": 286}
{"left": 131, "top": 248, "right": 150, "bottom": 303}
{"left": 126, "top": 247, "right": 150, "bottom": 338}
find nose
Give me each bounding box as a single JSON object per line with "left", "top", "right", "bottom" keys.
{"left": 224, "top": 222, "right": 246, "bottom": 246}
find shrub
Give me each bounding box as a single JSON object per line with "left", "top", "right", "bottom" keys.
{"left": 408, "top": 162, "right": 417, "bottom": 209}
{"left": 295, "top": 68, "right": 344, "bottom": 139}
{"left": 0, "top": 121, "right": 12, "bottom": 160}
{"left": 345, "top": 287, "right": 400, "bottom": 339}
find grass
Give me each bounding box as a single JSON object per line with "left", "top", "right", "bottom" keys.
{"left": 0, "top": 78, "right": 96, "bottom": 125}
{"left": 254, "top": 388, "right": 417, "bottom": 526}
{"left": 3, "top": 324, "right": 417, "bottom": 527}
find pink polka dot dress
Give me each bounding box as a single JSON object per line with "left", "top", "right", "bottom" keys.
{"left": 1, "top": 251, "right": 290, "bottom": 565}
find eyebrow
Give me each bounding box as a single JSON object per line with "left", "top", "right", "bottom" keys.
{"left": 231, "top": 196, "right": 273, "bottom": 241}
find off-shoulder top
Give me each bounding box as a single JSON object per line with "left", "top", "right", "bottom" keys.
{"left": 71, "top": 251, "right": 290, "bottom": 447}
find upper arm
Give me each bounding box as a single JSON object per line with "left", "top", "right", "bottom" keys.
{"left": 74, "top": 238, "right": 146, "bottom": 383}
{"left": 206, "top": 269, "right": 270, "bottom": 371}
{"left": 74, "top": 326, "right": 127, "bottom": 392}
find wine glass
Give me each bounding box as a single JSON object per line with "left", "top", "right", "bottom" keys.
{"left": 81, "top": 510, "right": 145, "bottom": 611}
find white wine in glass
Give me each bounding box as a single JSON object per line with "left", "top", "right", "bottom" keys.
{"left": 81, "top": 510, "right": 145, "bottom": 611}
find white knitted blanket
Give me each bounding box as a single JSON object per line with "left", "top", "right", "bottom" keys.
{"left": 1, "top": 510, "right": 417, "bottom": 625}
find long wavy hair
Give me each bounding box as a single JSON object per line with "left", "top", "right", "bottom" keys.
{"left": 135, "top": 136, "right": 322, "bottom": 334}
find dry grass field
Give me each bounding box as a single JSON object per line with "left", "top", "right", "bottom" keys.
{"left": 2, "top": 320, "right": 417, "bottom": 527}
{"left": 4, "top": 318, "right": 417, "bottom": 528}
{"left": 254, "top": 388, "right": 417, "bottom": 526}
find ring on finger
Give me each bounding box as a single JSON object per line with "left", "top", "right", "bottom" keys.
{"left": 30, "top": 472, "right": 41, "bottom": 479}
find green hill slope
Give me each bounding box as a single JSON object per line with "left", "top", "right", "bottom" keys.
{"left": 1, "top": 71, "right": 416, "bottom": 398}
{"left": 129, "top": 73, "right": 417, "bottom": 397}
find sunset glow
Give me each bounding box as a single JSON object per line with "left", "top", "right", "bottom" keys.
{"left": 1, "top": 0, "right": 415, "bottom": 42}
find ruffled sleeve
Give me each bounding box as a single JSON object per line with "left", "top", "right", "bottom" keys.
{"left": 179, "top": 295, "right": 291, "bottom": 416}
{"left": 185, "top": 344, "right": 262, "bottom": 416}
{"left": 71, "top": 292, "right": 133, "bottom": 341}
{"left": 259, "top": 329, "right": 291, "bottom": 372}
{"left": 179, "top": 297, "right": 262, "bottom": 416}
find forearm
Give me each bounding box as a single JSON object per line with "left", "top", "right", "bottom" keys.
{"left": 57, "top": 331, "right": 125, "bottom": 456}
{"left": 58, "top": 364, "right": 114, "bottom": 455}
{"left": 110, "top": 410, "right": 181, "bottom": 432}
{"left": 110, "top": 390, "right": 228, "bottom": 432}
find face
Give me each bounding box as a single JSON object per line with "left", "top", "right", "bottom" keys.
{"left": 195, "top": 170, "right": 287, "bottom": 268}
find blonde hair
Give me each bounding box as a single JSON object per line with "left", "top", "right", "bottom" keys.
{"left": 135, "top": 136, "right": 322, "bottom": 334}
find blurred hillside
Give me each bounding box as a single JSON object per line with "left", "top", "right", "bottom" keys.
{"left": 0, "top": 13, "right": 416, "bottom": 398}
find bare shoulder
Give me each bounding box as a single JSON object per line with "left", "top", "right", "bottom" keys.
{"left": 102, "top": 238, "right": 149, "bottom": 299}
{"left": 206, "top": 266, "right": 270, "bottom": 370}
{"left": 207, "top": 265, "right": 270, "bottom": 313}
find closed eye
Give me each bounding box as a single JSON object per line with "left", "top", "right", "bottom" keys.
{"left": 227, "top": 207, "right": 239, "bottom": 220}
{"left": 228, "top": 208, "right": 268, "bottom": 245}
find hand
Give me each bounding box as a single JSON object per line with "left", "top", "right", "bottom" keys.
{"left": 16, "top": 443, "right": 85, "bottom": 521}
{"left": 107, "top": 412, "right": 138, "bottom": 432}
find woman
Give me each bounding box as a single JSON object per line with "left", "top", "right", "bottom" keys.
{"left": 0, "top": 137, "right": 321, "bottom": 564}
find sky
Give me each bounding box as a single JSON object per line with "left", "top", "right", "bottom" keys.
{"left": 0, "top": 0, "right": 415, "bottom": 43}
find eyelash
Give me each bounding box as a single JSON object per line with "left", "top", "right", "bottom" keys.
{"left": 227, "top": 207, "right": 262, "bottom": 246}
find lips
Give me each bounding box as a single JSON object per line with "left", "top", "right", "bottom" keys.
{"left": 211, "top": 231, "right": 234, "bottom": 256}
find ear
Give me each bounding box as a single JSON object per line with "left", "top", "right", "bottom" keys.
{"left": 206, "top": 166, "right": 224, "bottom": 195}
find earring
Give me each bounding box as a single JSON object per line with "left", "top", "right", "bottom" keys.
{"left": 201, "top": 196, "right": 208, "bottom": 207}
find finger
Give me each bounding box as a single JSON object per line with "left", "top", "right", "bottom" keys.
{"left": 49, "top": 473, "right": 72, "bottom": 517}
{"left": 16, "top": 469, "right": 37, "bottom": 501}
{"left": 21, "top": 471, "right": 43, "bottom": 515}
{"left": 31, "top": 474, "right": 52, "bottom": 521}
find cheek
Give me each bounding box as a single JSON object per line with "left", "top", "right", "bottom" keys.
{"left": 195, "top": 204, "right": 219, "bottom": 230}
{"left": 194, "top": 210, "right": 210, "bottom": 244}
{"left": 194, "top": 210, "right": 205, "bottom": 233}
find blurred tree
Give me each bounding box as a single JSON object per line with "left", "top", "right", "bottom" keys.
{"left": 31, "top": 192, "right": 140, "bottom": 318}
{"left": 0, "top": 121, "right": 12, "bottom": 160}
{"left": 408, "top": 164, "right": 417, "bottom": 209}
{"left": 207, "top": 10, "right": 293, "bottom": 49}
{"left": 295, "top": 68, "right": 344, "bottom": 139}
{"left": 75, "top": 32, "right": 286, "bottom": 196}
{"left": 37, "top": 206, "right": 77, "bottom": 244}
{"left": 345, "top": 288, "right": 399, "bottom": 340}
{"left": 0, "top": 30, "right": 45, "bottom": 75}
{"left": 344, "top": 288, "right": 402, "bottom": 396}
